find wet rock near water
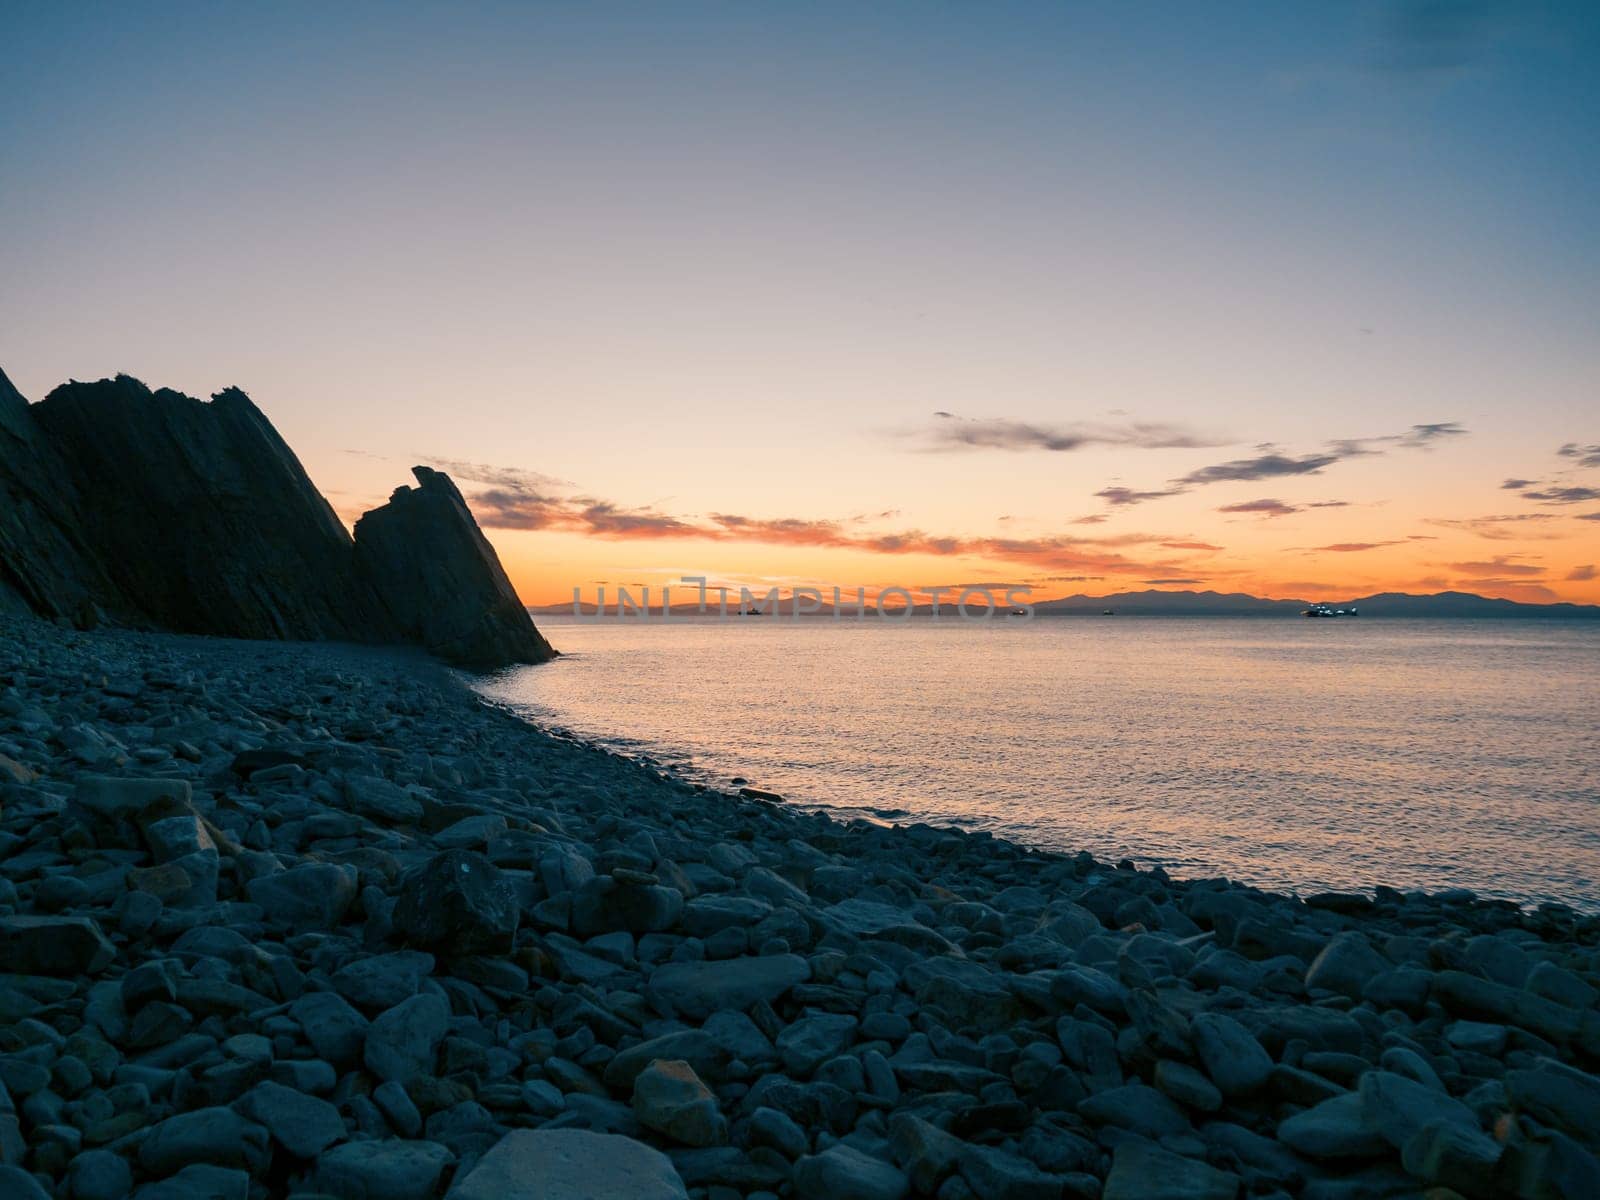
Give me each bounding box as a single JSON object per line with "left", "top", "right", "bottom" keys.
{"left": 0, "top": 614, "right": 1597, "bottom": 1198}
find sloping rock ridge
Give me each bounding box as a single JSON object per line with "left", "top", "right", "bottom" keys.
{"left": 355, "top": 467, "right": 555, "bottom": 669}
{"left": 0, "top": 369, "right": 554, "bottom": 668}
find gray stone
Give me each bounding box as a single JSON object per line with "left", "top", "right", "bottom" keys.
{"left": 246, "top": 863, "right": 358, "bottom": 932}
{"left": 604, "top": 1030, "right": 730, "bottom": 1090}
{"left": 1358, "top": 1069, "right": 1478, "bottom": 1151}
{"left": 434, "top": 813, "right": 507, "bottom": 849}
{"left": 1156, "top": 1059, "right": 1223, "bottom": 1112}
{"left": 373, "top": 1080, "right": 423, "bottom": 1137}
{"left": 632, "top": 1059, "right": 726, "bottom": 1146}
{"left": 331, "top": 950, "right": 435, "bottom": 1010}
{"left": 342, "top": 775, "right": 423, "bottom": 824}
{"left": 66, "top": 1148, "right": 133, "bottom": 1200}
{"left": 290, "top": 991, "right": 369, "bottom": 1067}
{"left": 681, "top": 895, "right": 773, "bottom": 936}
{"left": 794, "top": 1143, "right": 910, "bottom": 1200}
{"left": 959, "top": 1144, "right": 1064, "bottom": 1200}
{"left": 888, "top": 1112, "right": 964, "bottom": 1194}
{"left": 392, "top": 850, "right": 519, "bottom": 954}
{"left": 234, "top": 1080, "right": 344, "bottom": 1158}
{"left": 1401, "top": 1119, "right": 1503, "bottom": 1197}
{"left": 777, "top": 1013, "right": 858, "bottom": 1076}
{"left": 0, "top": 916, "right": 116, "bottom": 975}
{"left": 73, "top": 775, "right": 191, "bottom": 818}
{"left": 1277, "top": 1092, "right": 1388, "bottom": 1160}
{"left": 647, "top": 954, "right": 810, "bottom": 1019}
{"left": 1446, "top": 1020, "right": 1507, "bottom": 1057}
{"left": 1078, "top": 1083, "right": 1190, "bottom": 1138}
{"left": 1102, "top": 1141, "right": 1241, "bottom": 1200}
{"left": 138, "top": 1106, "right": 271, "bottom": 1175}
{"left": 1506, "top": 1058, "right": 1600, "bottom": 1143}
{"left": 314, "top": 1138, "right": 453, "bottom": 1200}
{"left": 1305, "top": 932, "right": 1389, "bottom": 1000}
{"left": 364, "top": 993, "right": 449, "bottom": 1082}
{"left": 572, "top": 877, "right": 684, "bottom": 935}
{"left": 748, "top": 1106, "right": 808, "bottom": 1159}
{"left": 131, "top": 1163, "right": 249, "bottom": 1200}
{"left": 0, "top": 1165, "right": 50, "bottom": 1200}
{"left": 450, "top": 1128, "right": 688, "bottom": 1198}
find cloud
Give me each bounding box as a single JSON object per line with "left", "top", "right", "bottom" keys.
{"left": 425, "top": 458, "right": 575, "bottom": 492}
{"left": 1160, "top": 540, "right": 1222, "bottom": 551}
{"left": 1071, "top": 514, "right": 1109, "bottom": 525}
{"left": 1567, "top": 564, "right": 1597, "bottom": 582}
{"left": 1426, "top": 513, "right": 1562, "bottom": 540}
{"left": 1580, "top": 512, "right": 1600, "bottom": 522}
{"left": 1501, "top": 478, "right": 1538, "bottom": 490}
{"left": 1519, "top": 486, "right": 1600, "bottom": 505}
{"left": 1308, "top": 500, "right": 1351, "bottom": 508}
{"left": 1096, "top": 486, "right": 1187, "bottom": 507}
{"left": 436, "top": 458, "right": 1213, "bottom": 579}
{"left": 1142, "top": 578, "right": 1203, "bottom": 586}
{"left": 1178, "top": 452, "right": 1341, "bottom": 486}
{"left": 1447, "top": 555, "right": 1544, "bottom": 577}
{"left": 1218, "top": 498, "right": 1299, "bottom": 517}
{"left": 910, "top": 412, "right": 1225, "bottom": 454}
{"left": 1311, "top": 541, "right": 1406, "bottom": 552}
{"left": 1557, "top": 443, "right": 1600, "bottom": 469}
{"left": 1100, "top": 423, "right": 1466, "bottom": 506}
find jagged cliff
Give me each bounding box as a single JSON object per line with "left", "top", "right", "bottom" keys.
{"left": 355, "top": 467, "right": 556, "bottom": 669}
{"left": 0, "top": 370, "right": 555, "bottom": 669}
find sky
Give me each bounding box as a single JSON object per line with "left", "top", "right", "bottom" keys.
{"left": 2, "top": 1, "right": 1598, "bottom": 606}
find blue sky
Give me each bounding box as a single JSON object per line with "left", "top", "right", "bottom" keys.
{"left": 3, "top": 1, "right": 1597, "bottom": 601}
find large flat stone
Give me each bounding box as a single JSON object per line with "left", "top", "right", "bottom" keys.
{"left": 450, "top": 1129, "right": 688, "bottom": 1199}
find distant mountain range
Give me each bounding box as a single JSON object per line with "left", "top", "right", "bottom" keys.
{"left": 531, "top": 589, "right": 1600, "bottom": 619}
{"left": 1033, "top": 589, "right": 1600, "bottom": 618}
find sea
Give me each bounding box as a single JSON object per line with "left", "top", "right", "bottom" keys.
{"left": 475, "top": 616, "right": 1600, "bottom": 910}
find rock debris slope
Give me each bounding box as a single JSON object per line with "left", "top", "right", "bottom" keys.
{"left": 0, "top": 370, "right": 552, "bottom": 669}
{"left": 0, "top": 619, "right": 1597, "bottom": 1198}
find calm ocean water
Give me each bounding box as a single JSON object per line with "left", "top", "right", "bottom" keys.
{"left": 476, "top": 617, "right": 1600, "bottom": 909}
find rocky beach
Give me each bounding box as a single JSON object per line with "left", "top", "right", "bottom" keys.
{"left": 1, "top": 615, "right": 1597, "bottom": 1200}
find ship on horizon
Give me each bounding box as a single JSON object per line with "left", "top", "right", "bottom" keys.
{"left": 1303, "top": 602, "right": 1359, "bottom": 618}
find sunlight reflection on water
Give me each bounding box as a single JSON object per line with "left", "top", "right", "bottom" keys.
{"left": 477, "top": 617, "right": 1600, "bottom": 908}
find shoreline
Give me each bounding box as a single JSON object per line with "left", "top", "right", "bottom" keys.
{"left": 2, "top": 616, "right": 1598, "bottom": 1198}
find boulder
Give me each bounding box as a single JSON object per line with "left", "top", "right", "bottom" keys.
{"left": 647, "top": 955, "right": 811, "bottom": 1019}
{"left": 393, "top": 850, "right": 519, "bottom": 954}
{"left": 1190, "top": 1012, "right": 1273, "bottom": 1097}
{"left": 313, "top": 1139, "right": 453, "bottom": 1200}
{"left": 0, "top": 916, "right": 116, "bottom": 975}
{"left": 363, "top": 993, "right": 450, "bottom": 1082}
{"left": 449, "top": 1129, "right": 688, "bottom": 1199}
{"left": 138, "top": 1106, "right": 271, "bottom": 1175}
{"left": 793, "top": 1143, "right": 910, "bottom": 1200}
{"left": 233, "top": 1080, "right": 344, "bottom": 1159}
{"left": 632, "top": 1059, "right": 726, "bottom": 1146}
{"left": 1305, "top": 932, "right": 1389, "bottom": 999}
{"left": 1102, "top": 1141, "right": 1241, "bottom": 1200}
{"left": 247, "top": 863, "right": 358, "bottom": 933}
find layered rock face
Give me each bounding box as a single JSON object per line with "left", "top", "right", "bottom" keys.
{"left": 0, "top": 370, "right": 553, "bottom": 668}
{"left": 355, "top": 468, "right": 555, "bottom": 669}
{"left": 0, "top": 369, "right": 113, "bottom": 624}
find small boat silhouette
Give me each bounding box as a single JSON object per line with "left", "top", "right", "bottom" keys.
{"left": 1303, "top": 603, "right": 1358, "bottom": 618}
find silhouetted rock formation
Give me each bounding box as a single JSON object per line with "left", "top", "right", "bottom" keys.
{"left": 0, "top": 370, "right": 555, "bottom": 668}
{"left": 355, "top": 467, "right": 555, "bottom": 669}
{"left": 0, "top": 368, "right": 113, "bottom": 624}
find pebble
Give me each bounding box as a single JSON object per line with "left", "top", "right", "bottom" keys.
{"left": 0, "top": 616, "right": 1596, "bottom": 1200}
